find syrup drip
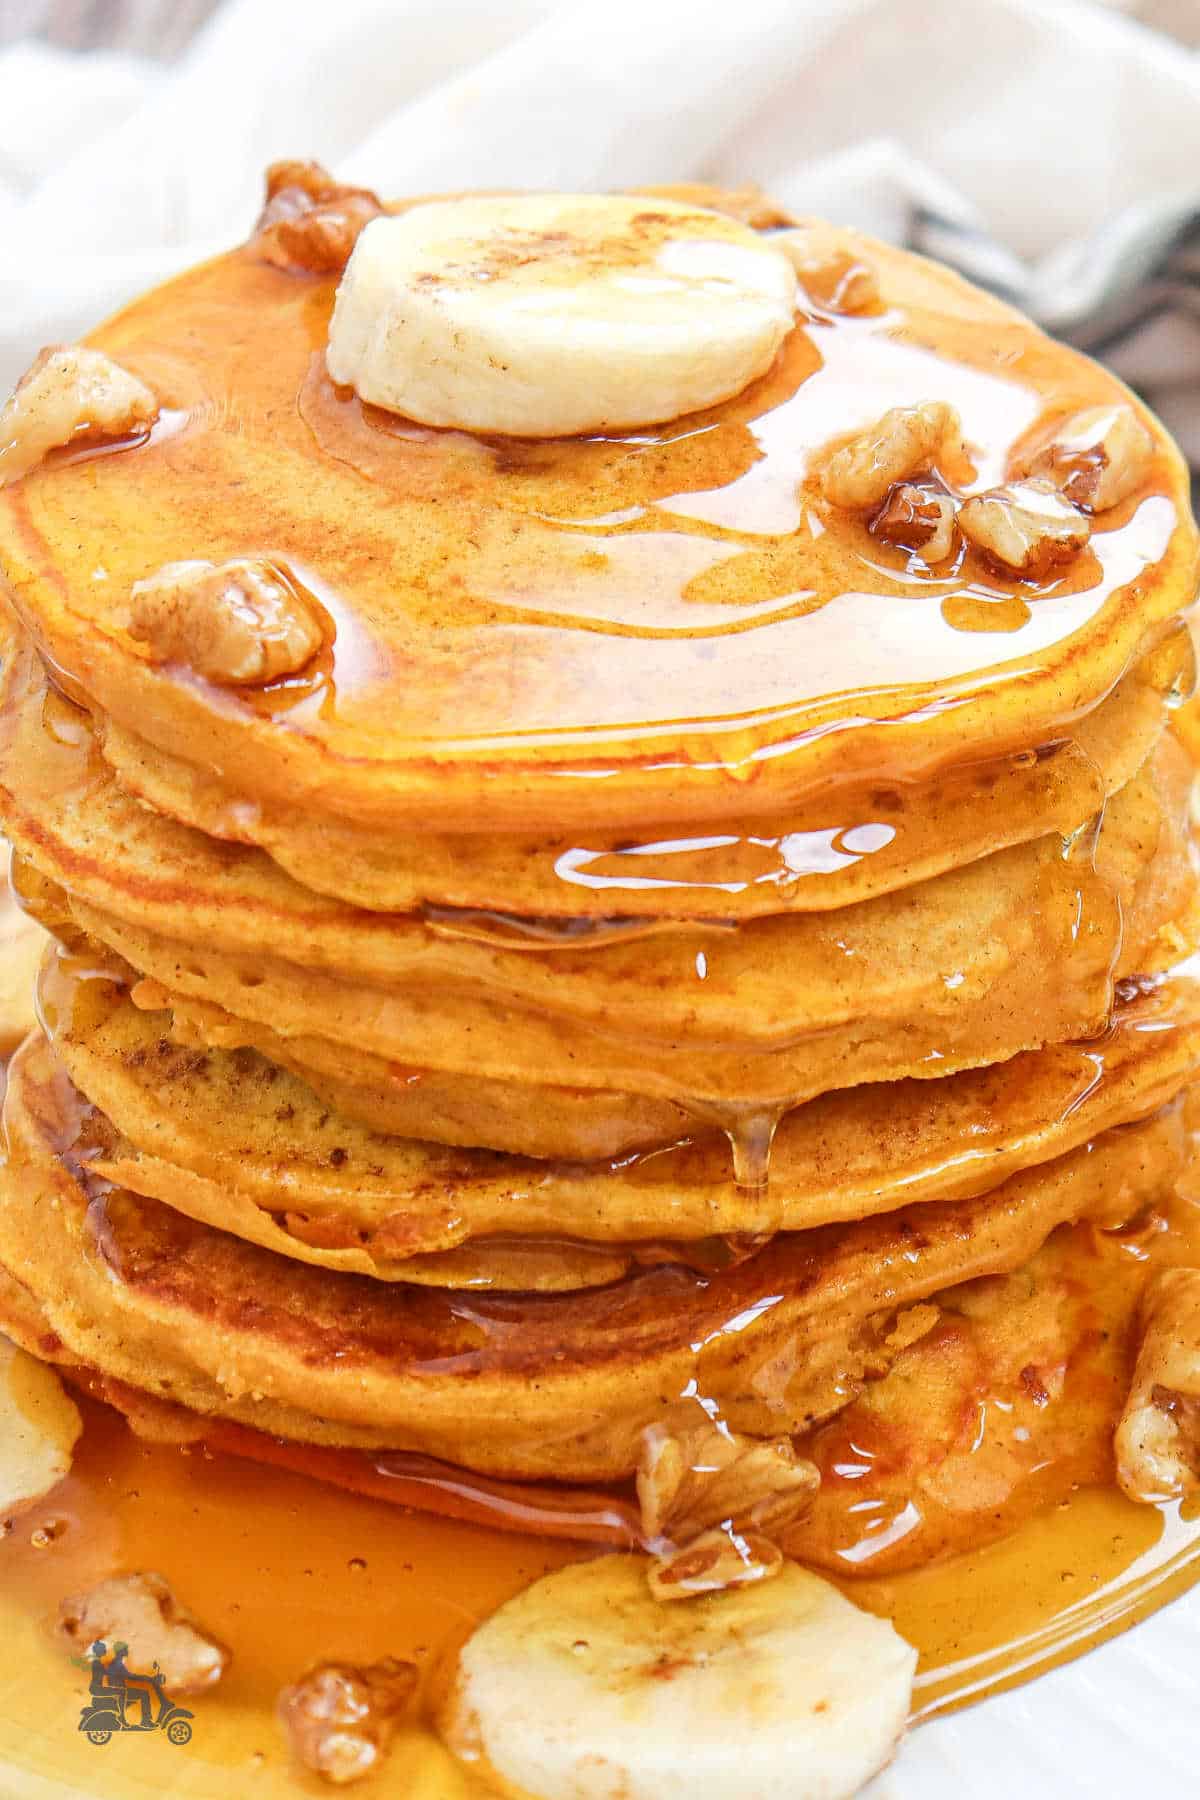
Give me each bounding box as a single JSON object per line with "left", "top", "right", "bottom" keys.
{"left": 368, "top": 1449, "right": 640, "bottom": 1547}
{"left": 717, "top": 1102, "right": 786, "bottom": 1200}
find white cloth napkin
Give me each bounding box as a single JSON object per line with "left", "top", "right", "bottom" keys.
{"left": 4, "top": 0, "right": 1200, "bottom": 459}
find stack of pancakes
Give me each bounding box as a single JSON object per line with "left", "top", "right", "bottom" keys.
{"left": 0, "top": 192, "right": 1198, "bottom": 1565}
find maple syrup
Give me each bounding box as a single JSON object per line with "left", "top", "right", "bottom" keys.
{"left": 0, "top": 206, "right": 1199, "bottom": 1799}
{"left": 3, "top": 232, "right": 1195, "bottom": 841}
{"left": 2, "top": 1395, "right": 1199, "bottom": 1797}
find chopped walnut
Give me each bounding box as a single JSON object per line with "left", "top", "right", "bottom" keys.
{"left": 253, "top": 160, "right": 383, "bottom": 275}
{"left": 637, "top": 1415, "right": 818, "bottom": 1549}
{"left": 775, "top": 223, "right": 881, "bottom": 314}
{"left": 870, "top": 481, "right": 959, "bottom": 564}
{"left": 820, "top": 402, "right": 965, "bottom": 510}
{"left": 1116, "top": 1268, "right": 1200, "bottom": 1503}
{"left": 57, "top": 1572, "right": 229, "bottom": 1693}
{"left": 647, "top": 1526, "right": 783, "bottom": 1603}
{"left": 0, "top": 1335, "right": 81, "bottom": 1515}
{"left": 1016, "top": 404, "right": 1155, "bottom": 513}
{"left": 128, "top": 557, "right": 324, "bottom": 685}
{"left": 278, "top": 1658, "right": 418, "bottom": 1785}
{"left": 958, "top": 478, "right": 1091, "bottom": 579}
{"left": 0, "top": 346, "right": 157, "bottom": 488}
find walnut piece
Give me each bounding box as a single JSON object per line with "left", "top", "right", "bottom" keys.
{"left": 1116, "top": 1268, "right": 1200, "bottom": 1503}
{"left": 820, "top": 402, "right": 965, "bottom": 510}
{"left": 278, "top": 1658, "right": 418, "bottom": 1786}
{"left": 0, "top": 1335, "right": 81, "bottom": 1516}
{"left": 637, "top": 1415, "right": 818, "bottom": 1549}
{"left": 0, "top": 346, "right": 157, "bottom": 488}
{"left": 253, "top": 160, "right": 383, "bottom": 275}
{"left": 648, "top": 1526, "right": 783, "bottom": 1603}
{"left": 870, "top": 481, "right": 959, "bottom": 564}
{"left": 958, "top": 478, "right": 1091, "bottom": 579}
{"left": 1016, "top": 404, "right": 1155, "bottom": 514}
{"left": 57, "top": 1572, "right": 229, "bottom": 1693}
{"left": 128, "top": 557, "right": 324, "bottom": 685}
{"left": 776, "top": 223, "right": 881, "bottom": 314}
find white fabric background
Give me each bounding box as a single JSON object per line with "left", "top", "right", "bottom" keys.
{"left": 3, "top": 0, "right": 1200, "bottom": 418}
{"left": 2, "top": 2, "right": 1200, "bottom": 1793}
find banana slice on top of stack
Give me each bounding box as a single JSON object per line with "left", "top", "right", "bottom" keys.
{"left": 327, "top": 194, "right": 799, "bottom": 436}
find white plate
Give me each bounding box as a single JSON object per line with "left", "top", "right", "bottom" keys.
{"left": 873, "top": 1587, "right": 1200, "bottom": 1796}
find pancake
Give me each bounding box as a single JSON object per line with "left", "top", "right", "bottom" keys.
{"left": 36, "top": 738, "right": 1192, "bottom": 1126}
{"left": 129, "top": 984, "right": 698, "bottom": 1160}
{"left": 792, "top": 1190, "right": 1200, "bottom": 1576}
{"left": 67, "top": 752, "right": 1195, "bottom": 1163}
{"left": 0, "top": 225, "right": 1195, "bottom": 839}
{"left": 39, "top": 951, "right": 1200, "bottom": 1268}
{"left": 0, "top": 610, "right": 1185, "bottom": 1057}
{"left": 0, "top": 608, "right": 1190, "bottom": 1067}
{"left": 86, "top": 627, "right": 1188, "bottom": 920}
{"left": 108, "top": 918, "right": 1200, "bottom": 1166}
{"left": 0, "top": 1195, "right": 1183, "bottom": 1573}
{"left": 0, "top": 1029, "right": 1184, "bottom": 1481}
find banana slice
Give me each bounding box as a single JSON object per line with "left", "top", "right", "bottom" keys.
{"left": 326, "top": 195, "right": 797, "bottom": 437}
{"left": 0, "top": 839, "right": 44, "bottom": 1054}
{"left": 0, "top": 1334, "right": 82, "bottom": 1514}
{"left": 440, "top": 1554, "right": 916, "bottom": 1800}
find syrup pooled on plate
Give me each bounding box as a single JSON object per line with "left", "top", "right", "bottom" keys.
{"left": 2, "top": 1383, "right": 1200, "bottom": 1795}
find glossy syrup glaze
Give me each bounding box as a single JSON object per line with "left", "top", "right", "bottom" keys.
{"left": 73, "top": 617, "right": 1191, "bottom": 921}
{"left": 7, "top": 1005, "right": 1182, "bottom": 1452}
{"left": 0, "top": 229, "right": 1194, "bottom": 831}
{"left": 0, "top": 202, "right": 1198, "bottom": 1799}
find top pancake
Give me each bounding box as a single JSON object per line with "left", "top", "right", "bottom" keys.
{"left": 0, "top": 200, "right": 1195, "bottom": 834}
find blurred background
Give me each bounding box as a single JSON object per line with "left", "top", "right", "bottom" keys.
{"left": 1, "top": 0, "right": 1196, "bottom": 59}
{"left": 1, "top": 1, "right": 218, "bottom": 56}
{"left": 2, "top": 0, "right": 1200, "bottom": 462}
